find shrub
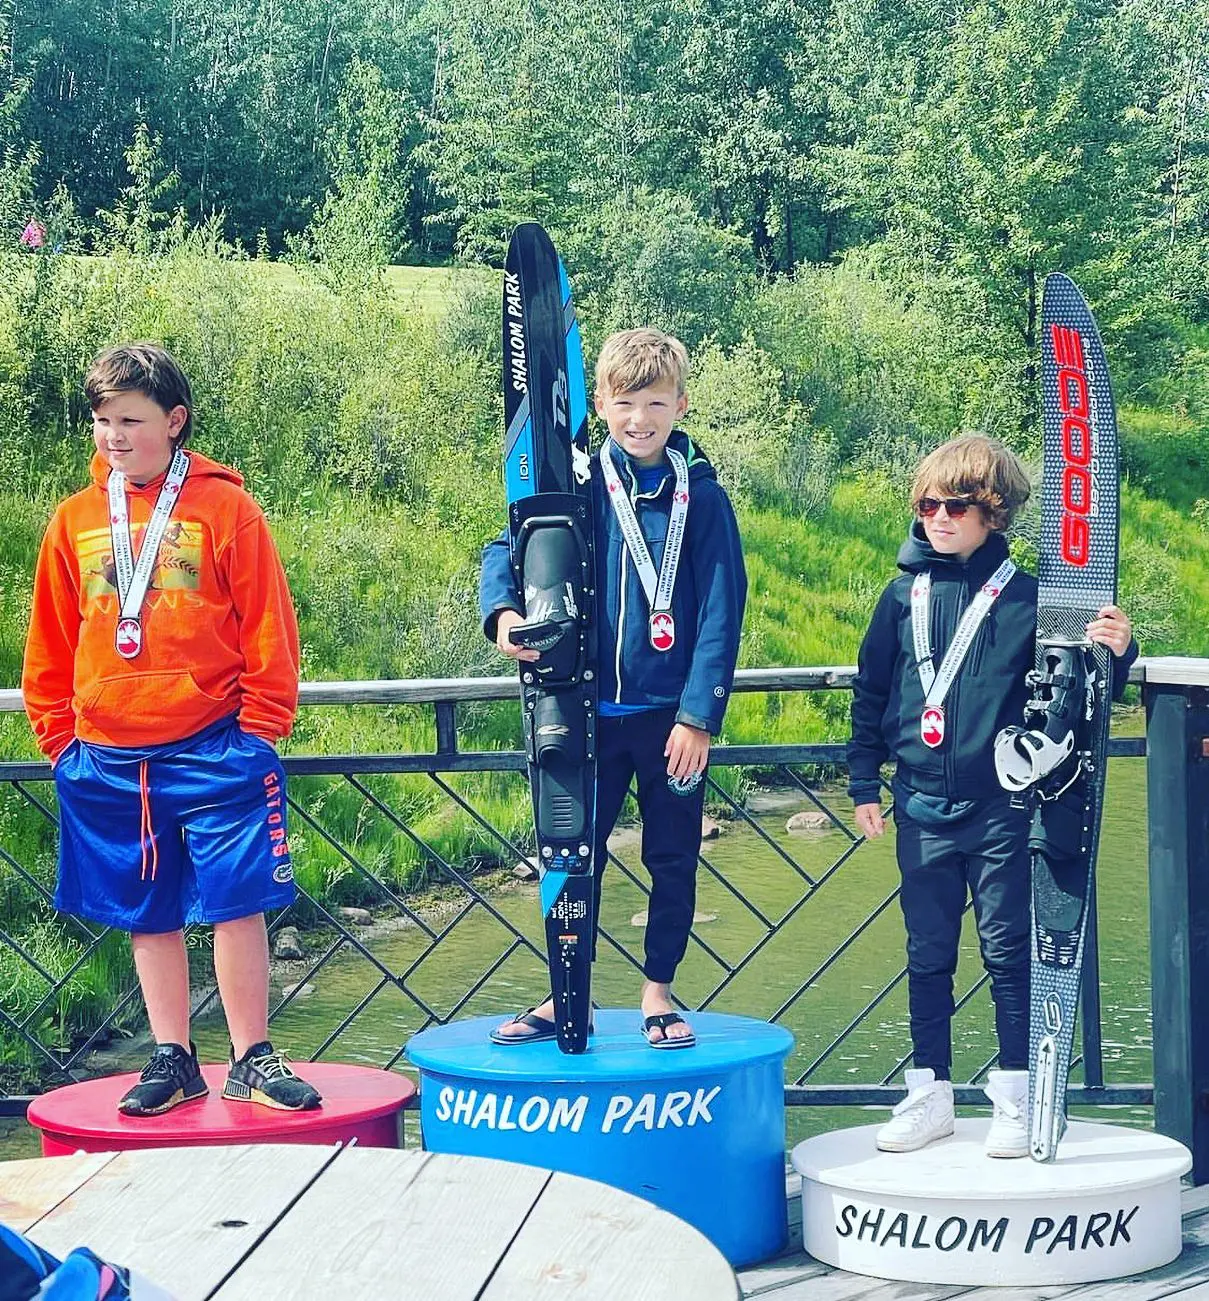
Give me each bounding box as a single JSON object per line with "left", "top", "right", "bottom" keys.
{"left": 561, "top": 188, "right": 754, "bottom": 351}
{"left": 687, "top": 335, "right": 837, "bottom": 517}
{"left": 744, "top": 255, "right": 1028, "bottom": 472}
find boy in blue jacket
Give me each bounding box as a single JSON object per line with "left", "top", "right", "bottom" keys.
{"left": 480, "top": 328, "right": 747, "bottom": 1047}
{"left": 848, "top": 435, "right": 1135, "bottom": 1156}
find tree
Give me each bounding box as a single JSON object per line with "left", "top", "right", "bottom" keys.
{"left": 826, "top": 0, "right": 1162, "bottom": 436}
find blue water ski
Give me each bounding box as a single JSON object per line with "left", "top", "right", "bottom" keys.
{"left": 502, "top": 222, "right": 597, "bottom": 1054}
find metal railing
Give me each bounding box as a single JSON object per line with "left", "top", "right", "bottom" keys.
{"left": 0, "top": 665, "right": 1152, "bottom": 1117}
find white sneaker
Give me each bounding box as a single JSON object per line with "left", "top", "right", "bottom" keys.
{"left": 984, "top": 1069, "right": 1029, "bottom": 1158}
{"left": 876, "top": 1068, "right": 955, "bottom": 1152}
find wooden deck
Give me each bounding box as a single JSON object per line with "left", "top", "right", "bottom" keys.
{"left": 6, "top": 1137, "right": 1209, "bottom": 1298}
{"left": 740, "top": 1176, "right": 1209, "bottom": 1301}
{"left": 0, "top": 1143, "right": 740, "bottom": 1299}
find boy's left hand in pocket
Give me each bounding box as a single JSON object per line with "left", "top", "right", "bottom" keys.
{"left": 666, "top": 723, "right": 710, "bottom": 781}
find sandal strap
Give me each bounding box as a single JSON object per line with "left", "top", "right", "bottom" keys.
{"left": 643, "top": 1012, "right": 685, "bottom": 1032}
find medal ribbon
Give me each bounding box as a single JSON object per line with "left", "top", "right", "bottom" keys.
{"left": 910, "top": 558, "right": 1016, "bottom": 710}
{"left": 108, "top": 447, "right": 190, "bottom": 624}
{"left": 599, "top": 438, "right": 689, "bottom": 617}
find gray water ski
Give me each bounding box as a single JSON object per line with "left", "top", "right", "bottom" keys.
{"left": 995, "top": 273, "right": 1120, "bottom": 1161}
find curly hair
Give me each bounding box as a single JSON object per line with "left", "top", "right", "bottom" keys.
{"left": 911, "top": 435, "right": 1031, "bottom": 531}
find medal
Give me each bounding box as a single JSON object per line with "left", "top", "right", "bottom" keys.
{"left": 600, "top": 440, "right": 689, "bottom": 650}
{"left": 668, "top": 771, "right": 703, "bottom": 796}
{"left": 115, "top": 617, "right": 143, "bottom": 660}
{"left": 107, "top": 448, "right": 189, "bottom": 662}
{"left": 911, "top": 557, "right": 1016, "bottom": 754}
{"left": 649, "top": 611, "right": 675, "bottom": 652}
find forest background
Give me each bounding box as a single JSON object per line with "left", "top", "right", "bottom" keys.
{"left": 1, "top": 0, "right": 1208, "bottom": 1073}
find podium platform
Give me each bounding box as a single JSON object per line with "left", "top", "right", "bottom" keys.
{"left": 407, "top": 1008, "right": 794, "bottom": 1268}
{"left": 792, "top": 1118, "right": 1192, "bottom": 1286}
{"left": 26, "top": 1062, "right": 416, "bottom": 1156}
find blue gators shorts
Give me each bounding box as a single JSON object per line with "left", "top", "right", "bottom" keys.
{"left": 53, "top": 714, "right": 295, "bottom": 933}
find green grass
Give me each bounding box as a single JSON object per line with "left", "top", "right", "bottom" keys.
{"left": 1119, "top": 405, "right": 1209, "bottom": 514}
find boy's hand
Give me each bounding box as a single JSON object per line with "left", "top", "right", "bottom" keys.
{"left": 1085, "top": 604, "right": 1133, "bottom": 657}
{"left": 665, "top": 723, "right": 710, "bottom": 781}
{"left": 495, "top": 609, "right": 541, "bottom": 663}
{"left": 854, "top": 803, "right": 885, "bottom": 839}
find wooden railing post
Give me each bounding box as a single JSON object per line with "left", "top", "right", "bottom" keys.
{"left": 1144, "top": 657, "right": 1209, "bottom": 1183}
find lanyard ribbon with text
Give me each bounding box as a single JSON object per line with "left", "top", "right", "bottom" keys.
{"left": 600, "top": 439, "right": 689, "bottom": 651}
{"left": 910, "top": 557, "right": 1016, "bottom": 748}
{"left": 107, "top": 447, "right": 190, "bottom": 660}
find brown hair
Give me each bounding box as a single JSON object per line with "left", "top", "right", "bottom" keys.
{"left": 594, "top": 328, "right": 690, "bottom": 398}
{"left": 84, "top": 343, "right": 194, "bottom": 444}
{"left": 911, "top": 435, "right": 1031, "bottom": 531}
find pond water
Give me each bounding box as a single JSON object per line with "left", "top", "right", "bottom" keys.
{"left": 1, "top": 743, "right": 1151, "bottom": 1160}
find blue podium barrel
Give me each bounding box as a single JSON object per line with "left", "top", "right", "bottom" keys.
{"left": 407, "top": 1008, "right": 793, "bottom": 1267}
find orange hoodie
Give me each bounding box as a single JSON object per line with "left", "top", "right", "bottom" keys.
{"left": 22, "top": 450, "right": 300, "bottom": 762}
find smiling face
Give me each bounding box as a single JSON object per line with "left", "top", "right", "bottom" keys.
{"left": 917, "top": 487, "right": 995, "bottom": 561}
{"left": 594, "top": 380, "right": 688, "bottom": 467}
{"left": 92, "top": 390, "right": 188, "bottom": 484}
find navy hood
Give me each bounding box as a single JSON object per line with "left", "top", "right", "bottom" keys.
{"left": 896, "top": 520, "right": 1012, "bottom": 580}
{"left": 602, "top": 428, "right": 719, "bottom": 492}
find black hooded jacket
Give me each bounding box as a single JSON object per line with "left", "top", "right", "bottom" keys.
{"left": 847, "top": 523, "right": 1136, "bottom": 806}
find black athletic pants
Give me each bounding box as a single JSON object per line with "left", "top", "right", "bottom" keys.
{"left": 590, "top": 708, "right": 705, "bottom": 983}
{"left": 894, "top": 795, "right": 1031, "bottom": 1078}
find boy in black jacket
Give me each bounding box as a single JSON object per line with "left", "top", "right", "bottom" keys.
{"left": 848, "top": 436, "right": 1135, "bottom": 1156}
{"left": 480, "top": 328, "right": 747, "bottom": 1048}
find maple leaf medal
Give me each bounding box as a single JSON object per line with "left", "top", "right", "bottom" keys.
{"left": 649, "top": 610, "right": 675, "bottom": 652}
{"left": 115, "top": 616, "right": 143, "bottom": 660}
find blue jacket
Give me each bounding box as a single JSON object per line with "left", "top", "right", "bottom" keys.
{"left": 480, "top": 431, "right": 747, "bottom": 734}
{"left": 847, "top": 523, "right": 1138, "bottom": 805}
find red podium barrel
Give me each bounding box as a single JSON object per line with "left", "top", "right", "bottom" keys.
{"left": 27, "top": 1063, "right": 415, "bottom": 1156}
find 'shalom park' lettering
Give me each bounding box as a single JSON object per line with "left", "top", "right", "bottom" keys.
{"left": 835, "top": 1203, "right": 1140, "bottom": 1255}
{"left": 433, "top": 1084, "right": 722, "bottom": 1135}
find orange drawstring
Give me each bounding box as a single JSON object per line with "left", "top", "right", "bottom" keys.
{"left": 138, "top": 760, "right": 159, "bottom": 882}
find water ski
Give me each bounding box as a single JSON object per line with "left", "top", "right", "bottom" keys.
{"left": 994, "top": 273, "right": 1120, "bottom": 1161}
{"left": 501, "top": 222, "right": 597, "bottom": 1054}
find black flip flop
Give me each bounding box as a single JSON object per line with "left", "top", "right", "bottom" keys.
{"left": 490, "top": 1007, "right": 558, "bottom": 1045}
{"left": 642, "top": 1012, "right": 696, "bottom": 1050}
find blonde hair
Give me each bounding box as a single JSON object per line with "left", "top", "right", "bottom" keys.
{"left": 594, "top": 328, "right": 690, "bottom": 397}
{"left": 911, "top": 435, "right": 1031, "bottom": 531}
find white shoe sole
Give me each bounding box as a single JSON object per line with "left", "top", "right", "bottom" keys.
{"left": 876, "top": 1122, "right": 955, "bottom": 1153}
{"left": 985, "top": 1144, "right": 1029, "bottom": 1159}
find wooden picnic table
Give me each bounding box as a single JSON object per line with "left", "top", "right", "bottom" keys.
{"left": 0, "top": 1143, "right": 740, "bottom": 1299}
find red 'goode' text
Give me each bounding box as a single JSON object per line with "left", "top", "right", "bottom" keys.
{"left": 1050, "top": 323, "right": 1095, "bottom": 566}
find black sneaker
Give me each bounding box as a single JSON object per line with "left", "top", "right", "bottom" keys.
{"left": 222, "top": 1041, "right": 322, "bottom": 1111}
{"left": 117, "top": 1042, "right": 208, "bottom": 1116}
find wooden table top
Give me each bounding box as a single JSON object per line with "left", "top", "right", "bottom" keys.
{"left": 0, "top": 1143, "right": 739, "bottom": 1300}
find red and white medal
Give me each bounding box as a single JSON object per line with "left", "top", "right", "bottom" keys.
{"left": 107, "top": 447, "right": 190, "bottom": 661}
{"left": 600, "top": 440, "right": 690, "bottom": 652}
{"left": 115, "top": 617, "right": 143, "bottom": 660}
{"left": 649, "top": 611, "right": 675, "bottom": 652}
{"left": 920, "top": 704, "right": 945, "bottom": 749}
{"left": 910, "top": 558, "right": 1016, "bottom": 751}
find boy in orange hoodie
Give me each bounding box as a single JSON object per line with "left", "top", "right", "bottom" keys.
{"left": 22, "top": 343, "right": 321, "bottom": 1116}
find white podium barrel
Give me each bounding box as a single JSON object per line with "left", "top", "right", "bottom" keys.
{"left": 792, "top": 1120, "right": 1191, "bottom": 1286}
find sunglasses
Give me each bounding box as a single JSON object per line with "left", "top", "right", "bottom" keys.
{"left": 917, "top": 496, "right": 977, "bottom": 520}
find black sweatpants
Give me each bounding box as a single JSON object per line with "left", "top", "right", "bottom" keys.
{"left": 591, "top": 708, "right": 705, "bottom": 983}
{"left": 894, "top": 794, "right": 1031, "bottom": 1078}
